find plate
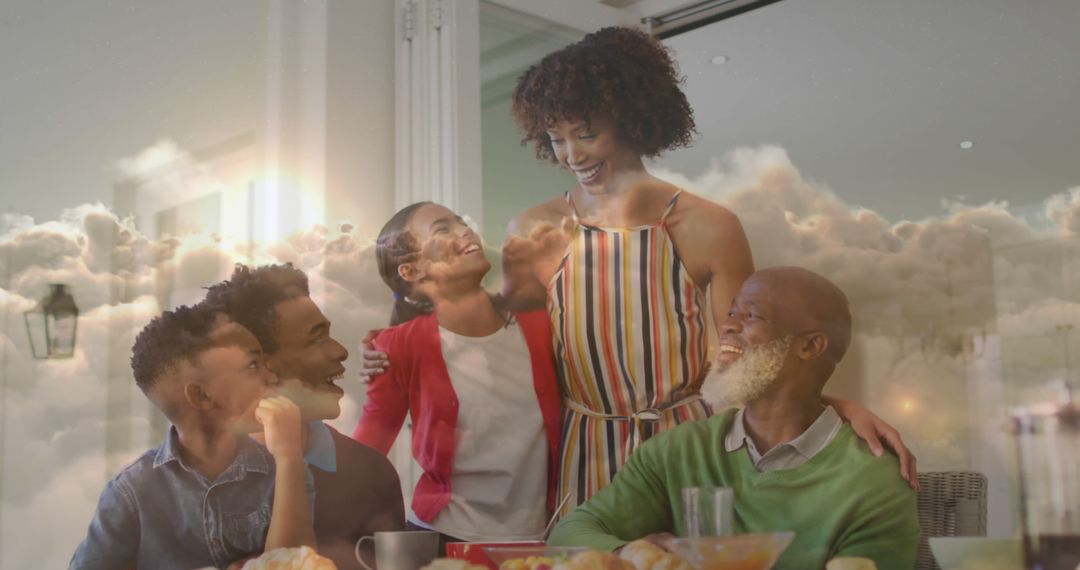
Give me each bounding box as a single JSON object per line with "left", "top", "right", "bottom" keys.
{"left": 928, "top": 537, "right": 1023, "bottom": 570}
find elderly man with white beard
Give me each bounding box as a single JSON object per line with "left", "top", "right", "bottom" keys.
{"left": 548, "top": 267, "right": 919, "bottom": 570}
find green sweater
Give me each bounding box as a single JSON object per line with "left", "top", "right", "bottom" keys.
{"left": 549, "top": 410, "right": 919, "bottom": 570}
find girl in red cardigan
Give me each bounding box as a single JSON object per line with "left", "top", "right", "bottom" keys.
{"left": 352, "top": 202, "right": 562, "bottom": 548}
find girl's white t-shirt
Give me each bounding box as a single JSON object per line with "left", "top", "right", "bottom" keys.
{"left": 407, "top": 320, "right": 549, "bottom": 541}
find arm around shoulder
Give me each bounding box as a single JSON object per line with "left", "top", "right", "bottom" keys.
{"left": 352, "top": 333, "right": 410, "bottom": 455}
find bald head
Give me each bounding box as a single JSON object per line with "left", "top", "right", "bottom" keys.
{"left": 746, "top": 267, "right": 852, "bottom": 364}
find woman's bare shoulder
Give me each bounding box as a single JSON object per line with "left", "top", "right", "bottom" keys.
{"left": 674, "top": 191, "right": 742, "bottom": 233}
{"left": 670, "top": 191, "right": 753, "bottom": 279}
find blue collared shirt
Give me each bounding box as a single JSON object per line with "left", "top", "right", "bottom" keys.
{"left": 304, "top": 421, "right": 337, "bottom": 473}
{"left": 70, "top": 426, "right": 315, "bottom": 570}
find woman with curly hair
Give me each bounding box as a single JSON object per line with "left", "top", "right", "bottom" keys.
{"left": 503, "top": 26, "right": 915, "bottom": 511}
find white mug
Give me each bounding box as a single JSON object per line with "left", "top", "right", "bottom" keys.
{"left": 355, "top": 531, "right": 440, "bottom": 570}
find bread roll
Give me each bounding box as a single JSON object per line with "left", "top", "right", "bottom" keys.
{"left": 825, "top": 557, "right": 877, "bottom": 570}
{"left": 240, "top": 546, "right": 337, "bottom": 570}
{"left": 618, "top": 540, "right": 692, "bottom": 570}
{"left": 553, "top": 550, "right": 636, "bottom": 570}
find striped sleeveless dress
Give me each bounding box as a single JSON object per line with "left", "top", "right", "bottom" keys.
{"left": 548, "top": 190, "right": 712, "bottom": 512}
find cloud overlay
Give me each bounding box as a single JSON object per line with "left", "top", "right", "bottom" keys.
{"left": 1, "top": 144, "right": 1077, "bottom": 564}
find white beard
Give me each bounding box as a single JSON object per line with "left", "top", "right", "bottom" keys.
{"left": 701, "top": 336, "right": 793, "bottom": 408}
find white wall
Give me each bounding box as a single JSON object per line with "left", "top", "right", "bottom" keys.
{"left": 325, "top": 0, "right": 398, "bottom": 238}
{"left": 0, "top": 3, "right": 401, "bottom": 567}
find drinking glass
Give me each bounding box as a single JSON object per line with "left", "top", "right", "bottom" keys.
{"left": 1011, "top": 382, "right": 1080, "bottom": 570}
{"left": 681, "top": 486, "right": 734, "bottom": 538}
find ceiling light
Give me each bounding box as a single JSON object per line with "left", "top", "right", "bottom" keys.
{"left": 711, "top": 55, "right": 730, "bottom": 66}
{"left": 960, "top": 141, "right": 975, "bottom": 150}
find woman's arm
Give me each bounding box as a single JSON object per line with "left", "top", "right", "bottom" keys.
{"left": 258, "top": 396, "right": 317, "bottom": 551}
{"left": 681, "top": 201, "right": 919, "bottom": 489}
{"left": 827, "top": 396, "right": 919, "bottom": 489}
{"left": 701, "top": 206, "right": 754, "bottom": 339}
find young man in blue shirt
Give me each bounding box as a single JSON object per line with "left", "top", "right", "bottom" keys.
{"left": 206, "top": 263, "right": 405, "bottom": 570}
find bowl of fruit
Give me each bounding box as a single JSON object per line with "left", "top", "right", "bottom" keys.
{"left": 481, "top": 546, "right": 591, "bottom": 570}
{"left": 445, "top": 542, "right": 548, "bottom": 570}
{"left": 667, "top": 532, "right": 795, "bottom": 570}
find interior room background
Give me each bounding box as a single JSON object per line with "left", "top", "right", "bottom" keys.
{"left": 1, "top": 1, "right": 1077, "bottom": 567}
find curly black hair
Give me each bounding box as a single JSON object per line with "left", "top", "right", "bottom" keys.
{"left": 130, "top": 303, "right": 220, "bottom": 394}
{"left": 203, "top": 263, "right": 310, "bottom": 354}
{"left": 511, "top": 26, "right": 696, "bottom": 162}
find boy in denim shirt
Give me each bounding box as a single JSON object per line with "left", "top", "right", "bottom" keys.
{"left": 70, "top": 304, "right": 316, "bottom": 570}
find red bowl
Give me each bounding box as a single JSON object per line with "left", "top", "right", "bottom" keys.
{"left": 445, "top": 541, "right": 546, "bottom": 570}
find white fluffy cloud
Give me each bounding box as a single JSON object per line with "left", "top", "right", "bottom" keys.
{"left": 1045, "top": 186, "right": 1080, "bottom": 237}
{"left": 2, "top": 144, "right": 1077, "bottom": 563}
{"left": 0, "top": 209, "right": 393, "bottom": 569}
{"left": 656, "top": 147, "right": 1077, "bottom": 534}
{"left": 659, "top": 146, "right": 1035, "bottom": 338}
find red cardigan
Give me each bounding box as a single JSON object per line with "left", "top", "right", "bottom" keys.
{"left": 351, "top": 311, "right": 563, "bottom": 523}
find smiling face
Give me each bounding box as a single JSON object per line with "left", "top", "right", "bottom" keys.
{"left": 265, "top": 293, "right": 348, "bottom": 421}
{"left": 703, "top": 268, "right": 853, "bottom": 407}
{"left": 718, "top": 268, "right": 853, "bottom": 370}
{"left": 401, "top": 203, "right": 490, "bottom": 289}
{"left": 699, "top": 275, "right": 797, "bottom": 406}
{"left": 546, "top": 115, "right": 644, "bottom": 194}
{"left": 197, "top": 321, "right": 277, "bottom": 433}
{"left": 715, "top": 276, "right": 792, "bottom": 372}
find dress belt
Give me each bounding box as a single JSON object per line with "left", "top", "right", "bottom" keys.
{"left": 563, "top": 395, "right": 702, "bottom": 457}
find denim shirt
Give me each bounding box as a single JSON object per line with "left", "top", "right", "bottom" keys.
{"left": 70, "top": 427, "right": 315, "bottom": 570}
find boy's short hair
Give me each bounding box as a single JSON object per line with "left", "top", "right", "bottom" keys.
{"left": 204, "top": 263, "right": 309, "bottom": 354}
{"left": 130, "top": 303, "right": 221, "bottom": 395}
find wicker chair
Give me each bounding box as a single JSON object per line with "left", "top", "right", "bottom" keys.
{"left": 915, "top": 471, "right": 988, "bottom": 570}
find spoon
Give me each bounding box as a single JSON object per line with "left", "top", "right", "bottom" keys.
{"left": 542, "top": 494, "right": 573, "bottom": 541}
